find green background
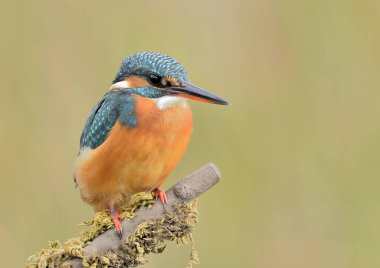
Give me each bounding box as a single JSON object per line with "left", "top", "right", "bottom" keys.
{"left": 1, "top": 0, "right": 380, "bottom": 267}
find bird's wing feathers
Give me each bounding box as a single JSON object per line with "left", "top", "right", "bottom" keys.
{"left": 80, "top": 94, "right": 118, "bottom": 150}
{"left": 79, "top": 90, "right": 136, "bottom": 150}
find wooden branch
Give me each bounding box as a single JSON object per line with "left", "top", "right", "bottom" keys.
{"left": 69, "top": 163, "right": 221, "bottom": 268}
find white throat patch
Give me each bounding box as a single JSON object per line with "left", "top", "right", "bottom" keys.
{"left": 153, "top": 96, "right": 187, "bottom": 110}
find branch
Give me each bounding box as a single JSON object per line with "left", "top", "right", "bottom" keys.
{"left": 69, "top": 163, "right": 221, "bottom": 267}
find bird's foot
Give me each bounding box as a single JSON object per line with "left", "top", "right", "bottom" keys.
{"left": 152, "top": 187, "right": 168, "bottom": 205}
{"left": 108, "top": 201, "right": 123, "bottom": 239}
{"left": 111, "top": 211, "right": 123, "bottom": 239}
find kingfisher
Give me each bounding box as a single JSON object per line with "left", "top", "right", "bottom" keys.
{"left": 74, "top": 52, "right": 228, "bottom": 237}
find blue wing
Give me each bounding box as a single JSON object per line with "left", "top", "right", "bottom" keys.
{"left": 79, "top": 90, "right": 137, "bottom": 150}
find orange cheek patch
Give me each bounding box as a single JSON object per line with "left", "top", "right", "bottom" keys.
{"left": 166, "top": 77, "right": 180, "bottom": 86}
{"left": 125, "top": 75, "right": 150, "bottom": 88}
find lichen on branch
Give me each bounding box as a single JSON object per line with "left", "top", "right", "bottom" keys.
{"left": 26, "top": 163, "right": 221, "bottom": 268}
{"left": 27, "top": 193, "right": 199, "bottom": 268}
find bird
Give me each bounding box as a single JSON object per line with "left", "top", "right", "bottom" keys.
{"left": 74, "top": 52, "right": 228, "bottom": 237}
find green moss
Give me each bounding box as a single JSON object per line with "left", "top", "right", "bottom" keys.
{"left": 26, "top": 193, "right": 199, "bottom": 268}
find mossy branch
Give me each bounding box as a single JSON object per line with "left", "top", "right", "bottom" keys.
{"left": 62, "top": 163, "right": 221, "bottom": 268}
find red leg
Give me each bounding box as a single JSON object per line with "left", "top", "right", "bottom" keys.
{"left": 152, "top": 187, "right": 168, "bottom": 204}
{"left": 108, "top": 201, "right": 123, "bottom": 239}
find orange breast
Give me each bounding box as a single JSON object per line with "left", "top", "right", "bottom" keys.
{"left": 75, "top": 95, "right": 193, "bottom": 210}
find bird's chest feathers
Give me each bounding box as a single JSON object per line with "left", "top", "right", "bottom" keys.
{"left": 92, "top": 95, "right": 193, "bottom": 190}
{"left": 133, "top": 95, "right": 192, "bottom": 133}
{"left": 75, "top": 95, "right": 193, "bottom": 203}
{"left": 105, "top": 95, "right": 193, "bottom": 159}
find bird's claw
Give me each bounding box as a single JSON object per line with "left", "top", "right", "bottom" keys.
{"left": 152, "top": 187, "right": 168, "bottom": 205}
{"left": 114, "top": 220, "right": 123, "bottom": 239}
{"left": 111, "top": 211, "right": 123, "bottom": 239}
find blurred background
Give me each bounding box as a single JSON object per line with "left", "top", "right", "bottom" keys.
{"left": 1, "top": 0, "right": 380, "bottom": 267}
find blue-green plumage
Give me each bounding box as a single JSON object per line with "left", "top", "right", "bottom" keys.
{"left": 80, "top": 90, "right": 137, "bottom": 150}
{"left": 113, "top": 52, "right": 189, "bottom": 84}
{"left": 127, "top": 87, "right": 169, "bottom": 98}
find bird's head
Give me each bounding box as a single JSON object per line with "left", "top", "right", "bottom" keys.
{"left": 111, "top": 52, "right": 229, "bottom": 105}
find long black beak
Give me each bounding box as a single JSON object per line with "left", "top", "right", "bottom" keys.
{"left": 168, "top": 81, "right": 229, "bottom": 105}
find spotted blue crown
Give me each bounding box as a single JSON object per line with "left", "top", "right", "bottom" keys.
{"left": 113, "top": 52, "right": 189, "bottom": 84}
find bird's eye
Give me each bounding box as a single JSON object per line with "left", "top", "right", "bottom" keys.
{"left": 148, "top": 74, "right": 167, "bottom": 87}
